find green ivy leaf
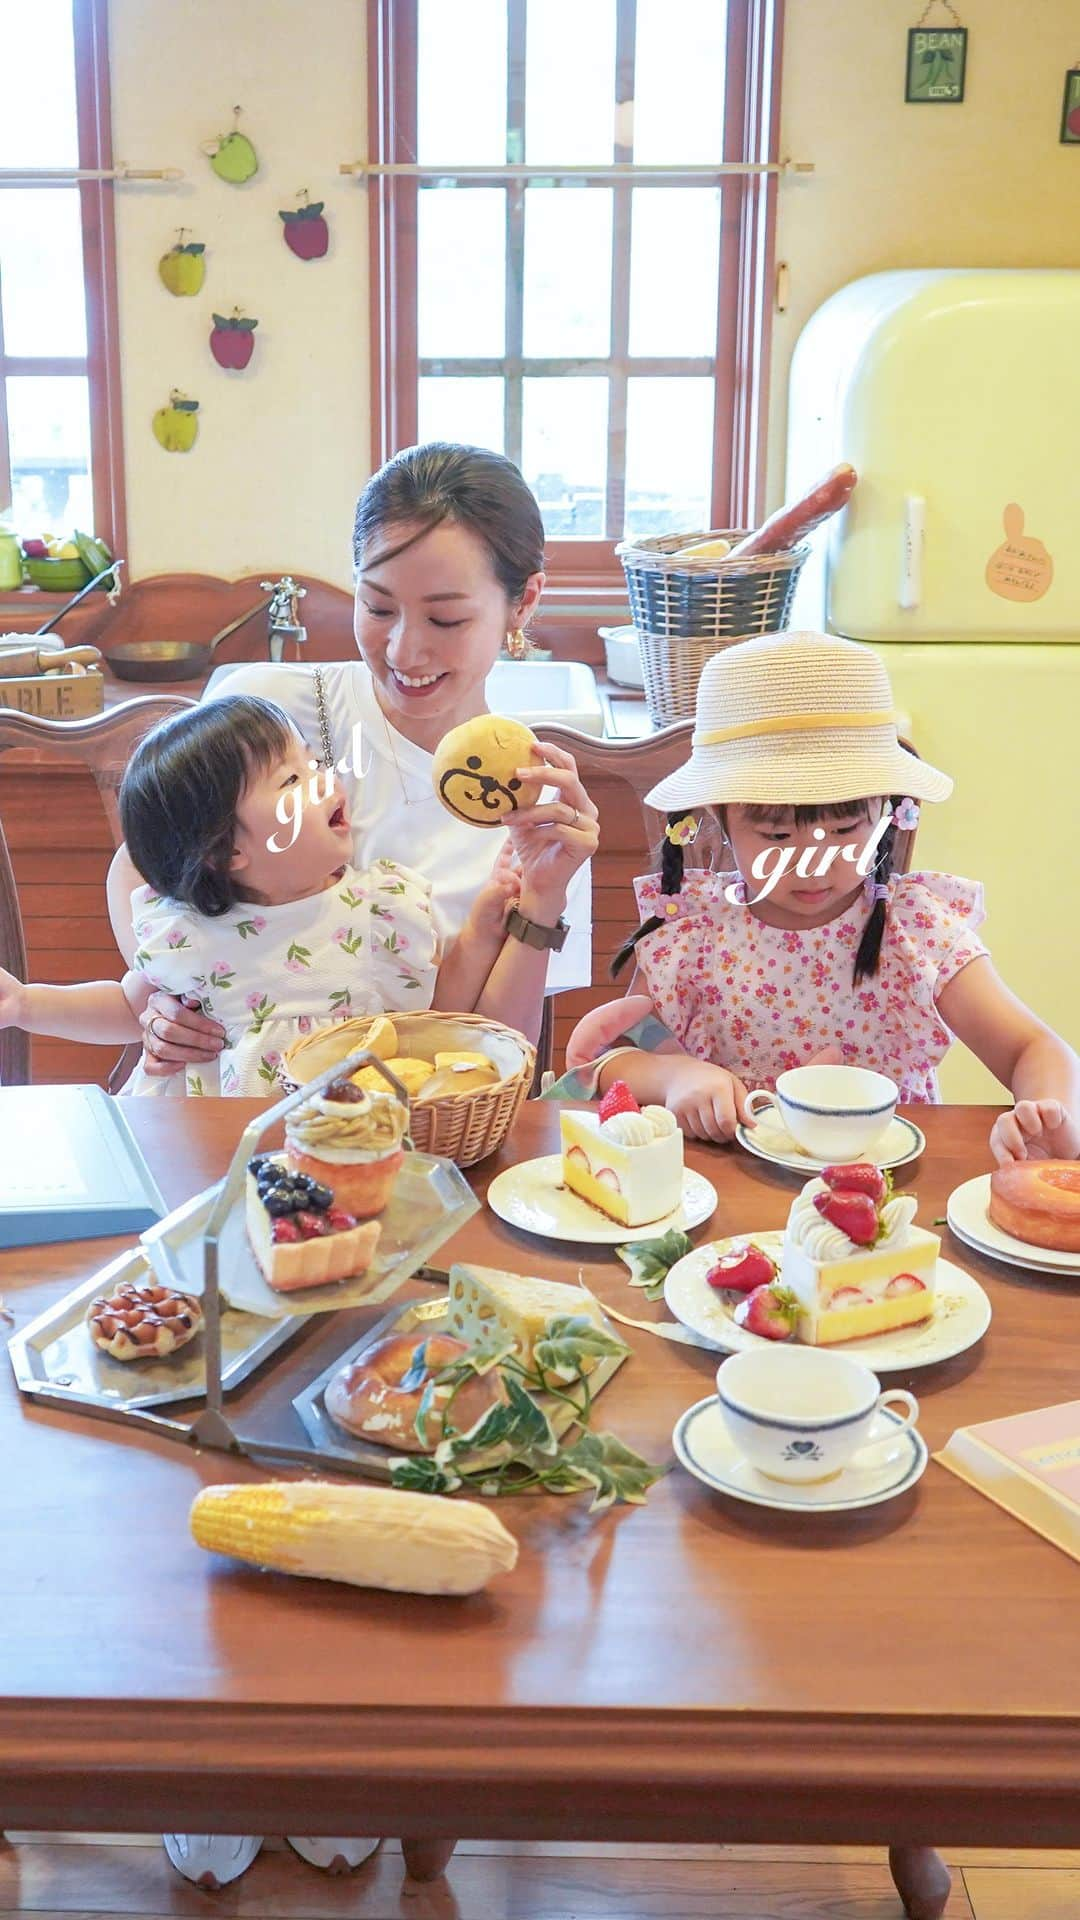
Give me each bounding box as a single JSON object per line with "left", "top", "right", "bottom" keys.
{"left": 439, "top": 1372, "right": 558, "bottom": 1466}
{"left": 616, "top": 1227, "right": 693, "bottom": 1300}
{"left": 389, "top": 1455, "right": 460, "bottom": 1495}
{"left": 533, "top": 1315, "right": 629, "bottom": 1383}
{"left": 552, "top": 1431, "right": 667, "bottom": 1512}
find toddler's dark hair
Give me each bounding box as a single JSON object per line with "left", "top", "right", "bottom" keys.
{"left": 120, "top": 695, "right": 297, "bottom": 916}
{"left": 612, "top": 800, "right": 900, "bottom": 983}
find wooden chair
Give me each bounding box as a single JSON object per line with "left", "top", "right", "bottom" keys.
{"left": 531, "top": 721, "right": 922, "bottom": 1076}
{"left": 0, "top": 697, "right": 195, "bottom": 1087}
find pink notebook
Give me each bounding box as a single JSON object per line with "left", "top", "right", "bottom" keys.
{"left": 935, "top": 1401, "right": 1080, "bottom": 1563}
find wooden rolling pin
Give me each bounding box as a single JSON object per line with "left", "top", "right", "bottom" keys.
{"left": 0, "top": 643, "right": 103, "bottom": 678}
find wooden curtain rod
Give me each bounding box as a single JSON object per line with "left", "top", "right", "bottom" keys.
{"left": 340, "top": 158, "right": 813, "bottom": 180}
{"left": 0, "top": 166, "right": 183, "bottom": 185}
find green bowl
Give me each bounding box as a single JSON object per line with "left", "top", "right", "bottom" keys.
{"left": 24, "top": 557, "right": 92, "bottom": 591}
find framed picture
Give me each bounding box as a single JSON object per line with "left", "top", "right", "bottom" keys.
{"left": 1061, "top": 69, "right": 1080, "bottom": 144}
{"left": 905, "top": 27, "right": 967, "bottom": 103}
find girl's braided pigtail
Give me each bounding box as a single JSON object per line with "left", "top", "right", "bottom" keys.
{"left": 853, "top": 802, "right": 900, "bottom": 984}
{"left": 611, "top": 809, "right": 691, "bottom": 979}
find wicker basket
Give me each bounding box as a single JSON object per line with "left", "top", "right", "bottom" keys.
{"left": 615, "top": 528, "right": 809, "bottom": 728}
{"left": 279, "top": 1011, "right": 535, "bottom": 1170}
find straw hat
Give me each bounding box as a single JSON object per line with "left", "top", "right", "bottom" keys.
{"left": 645, "top": 631, "right": 953, "bottom": 812}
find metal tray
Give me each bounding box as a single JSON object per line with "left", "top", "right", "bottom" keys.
{"left": 292, "top": 1289, "right": 627, "bottom": 1482}
{"left": 7, "top": 1245, "right": 307, "bottom": 1413}
{"left": 140, "top": 1151, "right": 478, "bottom": 1320}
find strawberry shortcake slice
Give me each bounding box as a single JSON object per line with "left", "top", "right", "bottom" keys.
{"left": 780, "top": 1162, "right": 938, "bottom": 1345}
{"left": 559, "top": 1080, "right": 683, "bottom": 1227}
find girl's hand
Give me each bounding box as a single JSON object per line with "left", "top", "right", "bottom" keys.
{"left": 0, "top": 967, "right": 25, "bottom": 1030}
{"left": 665, "top": 1056, "right": 752, "bottom": 1145}
{"left": 503, "top": 742, "right": 599, "bottom": 918}
{"left": 140, "top": 989, "right": 226, "bottom": 1078}
{"left": 989, "top": 1099, "right": 1080, "bottom": 1166}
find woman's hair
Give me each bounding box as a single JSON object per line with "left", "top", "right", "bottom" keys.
{"left": 352, "top": 442, "right": 545, "bottom": 602}
{"left": 612, "top": 799, "right": 901, "bottom": 983}
{"left": 120, "top": 696, "right": 296, "bottom": 917}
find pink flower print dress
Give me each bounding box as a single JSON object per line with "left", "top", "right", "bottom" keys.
{"left": 631, "top": 869, "right": 988, "bottom": 1103}
{"left": 122, "top": 858, "right": 438, "bottom": 1097}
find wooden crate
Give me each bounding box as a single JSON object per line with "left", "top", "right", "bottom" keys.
{"left": 0, "top": 672, "right": 105, "bottom": 719}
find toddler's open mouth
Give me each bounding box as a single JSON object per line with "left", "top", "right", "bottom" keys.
{"left": 329, "top": 800, "right": 349, "bottom": 832}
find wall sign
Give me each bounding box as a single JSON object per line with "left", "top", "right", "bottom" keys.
{"left": 906, "top": 25, "right": 967, "bottom": 101}
{"left": 1060, "top": 68, "right": 1080, "bottom": 143}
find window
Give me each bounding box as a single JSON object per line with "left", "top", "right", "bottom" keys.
{"left": 0, "top": 0, "right": 124, "bottom": 554}
{"left": 367, "top": 0, "right": 783, "bottom": 585}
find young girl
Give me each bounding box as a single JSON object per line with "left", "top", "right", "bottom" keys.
{"left": 0, "top": 695, "right": 514, "bottom": 1092}
{"left": 561, "top": 630, "right": 1080, "bottom": 1167}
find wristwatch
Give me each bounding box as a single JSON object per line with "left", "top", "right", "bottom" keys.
{"left": 505, "top": 905, "right": 569, "bottom": 952}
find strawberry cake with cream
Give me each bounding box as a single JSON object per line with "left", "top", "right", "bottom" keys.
{"left": 779, "top": 1163, "right": 938, "bottom": 1344}
{"left": 559, "top": 1080, "right": 683, "bottom": 1227}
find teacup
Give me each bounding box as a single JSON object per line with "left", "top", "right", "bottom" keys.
{"left": 744, "top": 1064, "right": 897, "bottom": 1161}
{"left": 715, "top": 1346, "right": 918, "bottom": 1484}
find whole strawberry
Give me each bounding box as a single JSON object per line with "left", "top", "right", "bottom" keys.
{"left": 706, "top": 1241, "right": 777, "bottom": 1294}
{"left": 210, "top": 311, "right": 258, "bottom": 370}
{"left": 813, "top": 1187, "right": 879, "bottom": 1245}
{"left": 734, "top": 1282, "right": 798, "bottom": 1341}
{"left": 279, "top": 198, "right": 329, "bottom": 259}
{"left": 822, "top": 1162, "right": 891, "bottom": 1204}
{"left": 598, "top": 1079, "right": 640, "bottom": 1124}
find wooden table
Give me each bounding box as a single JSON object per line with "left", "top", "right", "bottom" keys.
{"left": 1, "top": 1101, "right": 1078, "bottom": 1904}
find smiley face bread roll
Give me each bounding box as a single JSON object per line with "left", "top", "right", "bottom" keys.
{"left": 432, "top": 714, "right": 541, "bottom": 827}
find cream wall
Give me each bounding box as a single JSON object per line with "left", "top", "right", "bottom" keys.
{"left": 107, "top": 0, "right": 1079, "bottom": 577}
{"left": 108, "top": 0, "right": 369, "bottom": 586}
{"left": 767, "top": 0, "right": 1080, "bottom": 502}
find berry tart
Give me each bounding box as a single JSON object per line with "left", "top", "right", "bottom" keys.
{"left": 245, "top": 1152, "right": 382, "bottom": 1294}
{"left": 559, "top": 1080, "right": 683, "bottom": 1227}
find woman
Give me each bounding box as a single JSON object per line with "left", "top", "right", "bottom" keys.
{"left": 107, "top": 443, "right": 598, "bottom": 1075}
{"left": 103, "top": 445, "right": 598, "bottom": 1888}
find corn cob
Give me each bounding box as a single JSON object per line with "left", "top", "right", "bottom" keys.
{"left": 190, "top": 1481, "right": 518, "bottom": 1595}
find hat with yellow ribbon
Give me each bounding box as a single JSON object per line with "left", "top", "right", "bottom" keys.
{"left": 644, "top": 631, "right": 953, "bottom": 812}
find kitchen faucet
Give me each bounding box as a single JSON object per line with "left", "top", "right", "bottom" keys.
{"left": 261, "top": 576, "right": 307, "bottom": 662}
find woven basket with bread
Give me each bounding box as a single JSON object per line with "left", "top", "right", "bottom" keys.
{"left": 281, "top": 1012, "right": 535, "bottom": 1169}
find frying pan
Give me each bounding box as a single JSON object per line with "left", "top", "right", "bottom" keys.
{"left": 108, "top": 595, "right": 274, "bottom": 683}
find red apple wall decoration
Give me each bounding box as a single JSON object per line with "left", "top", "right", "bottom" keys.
{"left": 210, "top": 310, "right": 259, "bottom": 370}
{"left": 279, "top": 190, "right": 329, "bottom": 260}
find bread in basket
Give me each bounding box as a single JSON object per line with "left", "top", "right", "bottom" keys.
{"left": 281, "top": 1012, "right": 535, "bottom": 1169}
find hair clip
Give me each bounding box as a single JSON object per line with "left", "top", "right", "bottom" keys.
{"left": 665, "top": 813, "right": 700, "bottom": 847}
{"left": 892, "top": 797, "right": 920, "bottom": 832}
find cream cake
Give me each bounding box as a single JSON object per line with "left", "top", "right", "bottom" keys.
{"left": 245, "top": 1152, "right": 382, "bottom": 1293}
{"left": 446, "top": 1263, "right": 606, "bottom": 1367}
{"left": 284, "top": 1080, "right": 407, "bottom": 1218}
{"left": 559, "top": 1088, "right": 683, "bottom": 1227}
{"left": 781, "top": 1167, "right": 938, "bottom": 1345}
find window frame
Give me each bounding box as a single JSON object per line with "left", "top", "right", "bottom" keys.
{"left": 0, "top": 0, "right": 126, "bottom": 560}
{"left": 366, "top": 0, "right": 785, "bottom": 593}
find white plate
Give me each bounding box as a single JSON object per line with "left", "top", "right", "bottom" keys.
{"left": 735, "top": 1114, "right": 925, "bottom": 1176}
{"left": 947, "top": 1174, "right": 1080, "bottom": 1276}
{"left": 663, "top": 1232, "right": 990, "bottom": 1371}
{"left": 485, "top": 1154, "right": 718, "bottom": 1246}
{"left": 673, "top": 1397, "right": 929, "bottom": 1512}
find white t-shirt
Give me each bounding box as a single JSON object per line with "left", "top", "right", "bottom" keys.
{"left": 202, "top": 659, "right": 592, "bottom": 993}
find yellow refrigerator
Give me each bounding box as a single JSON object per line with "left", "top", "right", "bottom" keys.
{"left": 785, "top": 268, "right": 1080, "bottom": 1101}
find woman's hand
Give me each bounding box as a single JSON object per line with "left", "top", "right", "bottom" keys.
{"left": 989, "top": 1099, "right": 1080, "bottom": 1166}
{"left": 0, "top": 967, "right": 25, "bottom": 1029}
{"left": 468, "top": 839, "right": 521, "bottom": 941}
{"left": 139, "top": 990, "right": 226, "bottom": 1078}
{"left": 663, "top": 1054, "right": 752, "bottom": 1145}
{"left": 503, "top": 742, "right": 599, "bottom": 919}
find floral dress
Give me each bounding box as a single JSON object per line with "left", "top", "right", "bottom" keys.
{"left": 626, "top": 868, "right": 988, "bottom": 1102}
{"left": 122, "top": 859, "right": 438, "bottom": 1097}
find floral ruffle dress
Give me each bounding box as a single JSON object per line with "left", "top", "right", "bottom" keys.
{"left": 122, "top": 859, "right": 438, "bottom": 1097}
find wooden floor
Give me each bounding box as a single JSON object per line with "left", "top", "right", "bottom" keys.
{"left": 2, "top": 1834, "right": 1079, "bottom": 1920}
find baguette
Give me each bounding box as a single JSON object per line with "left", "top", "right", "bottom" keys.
{"left": 727, "top": 463, "right": 857, "bottom": 558}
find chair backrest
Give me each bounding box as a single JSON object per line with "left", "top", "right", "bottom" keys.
{"left": 530, "top": 720, "right": 921, "bottom": 1073}
{"left": 0, "top": 696, "right": 195, "bottom": 1086}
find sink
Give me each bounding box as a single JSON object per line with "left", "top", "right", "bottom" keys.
{"left": 484, "top": 660, "right": 604, "bottom": 735}
{"left": 205, "top": 657, "right": 606, "bottom": 736}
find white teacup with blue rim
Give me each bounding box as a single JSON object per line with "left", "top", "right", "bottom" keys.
{"left": 744, "top": 1064, "right": 897, "bottom": 1162}
{"left": 715, "top": 1347, "right": 919, "bottom": 1485}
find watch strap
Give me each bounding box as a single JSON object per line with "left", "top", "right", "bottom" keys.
{"left": 505, "top": 906, "right": 569, "bottom": 952}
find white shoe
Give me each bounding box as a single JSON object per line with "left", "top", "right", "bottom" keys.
{"left": 286, "top": 1836, "right": 381, "bottom": 1875}
{"left": 162, "top": 1834, "right": 264, "bottom": 1890}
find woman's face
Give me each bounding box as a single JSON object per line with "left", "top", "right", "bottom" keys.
{"left": 353, "top": 519, "right": 543, "bottom": 745}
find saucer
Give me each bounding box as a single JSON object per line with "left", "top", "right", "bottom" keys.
{"left": 663, "top": 1234, "right": 991, "bottom": 1371}
{"left": 947, "top": 1175, "right": 1080, "bottom": 1277}
{"left": 486, "top": 1155, "right": 718, "bottom": 1246}
{"left": 673, "top": 1397, "right": 929, "bottom": 1511}
{"left": 736, "top": 1114, "right": 925, "bottom": 1175}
